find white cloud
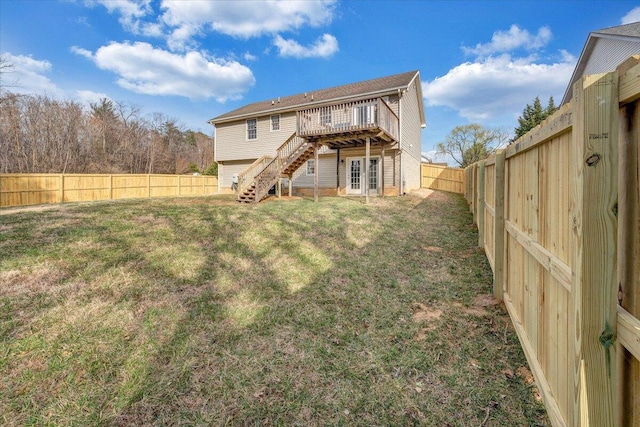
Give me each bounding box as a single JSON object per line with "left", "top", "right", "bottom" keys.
{"left": 88, "top": 0, "right": 153, "bottom": 33}
{"left": 243, "top": 52, "right": 258, "bottom": 62}
{"left": 0, "top": 52, "right": 64, "bottom": 97}
{"left": 161, "top": 0, "right": 336, "bottom": 41}
{"left": 274, "top": 34, "right": 338, "bottom": 58}
{"left": 422, "top": 54, "right": 575, "bottom": 122}
{"left": 75, "top": 89, "right": 110, "bottom": 106}
{"left": 73, "top": 41, "right": 255, "bottom": 101}
{"left": 622, "top": 6, "right": 640, "bottom": 24}
{"left": 463, "top": 25, "right": 552, "bottom": 57}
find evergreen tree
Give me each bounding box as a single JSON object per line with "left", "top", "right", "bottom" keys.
{"left": 513, "top": 96, "right": 558, "bottom": 142}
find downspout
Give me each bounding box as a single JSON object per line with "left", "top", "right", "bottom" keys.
{"left": 398, "top": 89, "right": 404, "bottom": 196}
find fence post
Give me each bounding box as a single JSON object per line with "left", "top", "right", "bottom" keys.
{"left": 109, "top": 174, "right": 113, "bottom": 200}
{"left": 477, "top": 160, "right": 485, "bottom": 248}
{"left": 617, "top": 69, "right": 640, "bottom": 427}
{"left": 59, "top": 174, "right": 64, "bottom": 204}
{"left": 571, "top": 71, "right": 618, "bottom": 426}
{"left": 493, "top": 150, "right": 506, "bottom": 301}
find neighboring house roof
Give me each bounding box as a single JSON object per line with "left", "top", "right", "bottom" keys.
{"left": 209, "top": 70, "right": 424, "bottom": 125}
{"left": 562, "top": 21, "right": 640, "bottom": 105}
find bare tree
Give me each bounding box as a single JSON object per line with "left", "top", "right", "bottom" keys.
{"left": 437, "top": 124, "right": 509, "bottom": 168}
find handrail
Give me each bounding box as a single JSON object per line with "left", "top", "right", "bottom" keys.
{"left": 237, "top": 155, "right": 273, "bottom": 195}
{"left": 252, "top": 132, "right": 311, "bottom": 202}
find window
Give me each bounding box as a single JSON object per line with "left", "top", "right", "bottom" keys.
{"left": 319, "top": 108, "right": 331, "bottom": 127}
{"left": 246, "top": 118, "right": 257, "bottom": 140}
{"left": 353, "top": 104, "right": 376, "bottom": 126}
{"left": 306, "top": 159, "right": 315, "bottom": 175}
{"left": 270, "top": 115, "right": 280, "bottom": 131}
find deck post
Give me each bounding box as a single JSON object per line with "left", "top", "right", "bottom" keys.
{"left": 365, "top": 137, "right": 370, "bottom": 204}
{"left": 314, "top": 142, "right": 319, "bottom": 202}
{"left": 336, "top": 148, "right": 340, "bottom": 192}
{"left": 277, "top": 178, "right": 281, "bottom": 198}
{"left": 288, "top": 174, "right": 293, "bottom": 197}
{"left": 380, "top": 143, "right": 385, "bottom": 197}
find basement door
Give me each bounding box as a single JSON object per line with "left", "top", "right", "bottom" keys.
{"left": 346, "top": 157, "right": 380, "bottom": 195}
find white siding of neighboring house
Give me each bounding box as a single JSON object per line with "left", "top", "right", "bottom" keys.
{"left": 215, "top": 111, "right": 297, "bottom": 162}
{"left": 399, "top": 77, "right": 423, "bottom": 190}
{"left": 583, "top": 37, "right": 640, "bottom": 76}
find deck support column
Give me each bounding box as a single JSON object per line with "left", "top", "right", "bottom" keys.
{"left": 336, "top": 148, "right": 340, "bottom": 193}
{"left": 277, "top": 178, "right": 281, "bottom": 198}
{"left": 380, "top": 143, "right": 385, "bottom": 197}
{"left": 314, "top": 142, "right": 319, "bottom": 203}
{"left": 365, "top": 136, "right": 370, "bottom": 204}
{"left": 288, "top": 174, "right": 293, "bottom": 197}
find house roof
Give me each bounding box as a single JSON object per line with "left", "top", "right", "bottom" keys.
{"left": 562, "top": 21, "right": 640, "bottom": 104}
{"left": 209, "top": 70, "right": 421, "bottom": 124}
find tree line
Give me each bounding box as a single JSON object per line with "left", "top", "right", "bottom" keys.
{"left": 0, "top": 93, "right": 216, "bottom": 175}
{"left": 437, "top": 96, "right": 558, "bottom": 168}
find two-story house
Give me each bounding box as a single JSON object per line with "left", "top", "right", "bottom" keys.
{"left": 208, "top": 70, "right": 425, "bottom": 203}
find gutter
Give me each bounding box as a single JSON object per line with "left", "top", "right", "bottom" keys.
{"left": 208, "top": 85, "right": 413, "bottom": 125}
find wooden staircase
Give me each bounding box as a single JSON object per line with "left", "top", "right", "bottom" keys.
{"left": 236, "top": 132, "right": 313, "bottom": 203}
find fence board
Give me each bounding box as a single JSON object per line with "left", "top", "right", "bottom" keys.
{"left": 420, "top": 164, "right": 464, "bottom": 193}
{"left": 0, "top": 174, "right": 219, "bottom": 208}
{"left": 463, "top": 66, "right": 640, "bottom": 426}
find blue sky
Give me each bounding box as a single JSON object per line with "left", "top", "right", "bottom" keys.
{"left": 2, "top": 0, "right": 639, "bottom": 165}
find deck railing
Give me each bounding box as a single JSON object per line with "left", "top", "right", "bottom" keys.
{"left": 296, "top": 98, "right": 399, "bottom": 141}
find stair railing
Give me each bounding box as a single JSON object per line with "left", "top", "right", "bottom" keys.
{"left": 252, "top": 132, "right": 312, "bottom": 202}
{"left": 237, "top": 155, "right": 273, "bottom": 195}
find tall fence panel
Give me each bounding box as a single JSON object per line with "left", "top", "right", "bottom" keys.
{"left": 0, "top": 174, "right": 219, "bottom": 208}
{"left": 420, "top": 164, "right": 464, "bottom": 193}
{"left": 465, "top": 61, "right": 640, "bottom": 427}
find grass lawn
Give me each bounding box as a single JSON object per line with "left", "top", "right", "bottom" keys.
{"left": 0, "top": 191, "right": 549, "bottom": 426}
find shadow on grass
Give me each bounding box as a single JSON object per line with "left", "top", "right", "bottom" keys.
{"left": 0, "top": 193, "right": 549, "bottom": 426}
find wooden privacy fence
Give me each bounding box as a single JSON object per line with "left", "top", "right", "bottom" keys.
{"left": 0, "top": 174, "right": 219, "bottom": 208}
{"left": 420, "top": 163, "right": 464, "bottom": 193}
{"left": 464, "top": 58, "right": 640, "bottom": 427}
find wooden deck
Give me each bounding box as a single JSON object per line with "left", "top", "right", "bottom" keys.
{"left": 296, "top": 98, "right": 399, "bottom": 148}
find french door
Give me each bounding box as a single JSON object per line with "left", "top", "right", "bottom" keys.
{"left": 346, "top": 157, "right": 380, "bottom": 195}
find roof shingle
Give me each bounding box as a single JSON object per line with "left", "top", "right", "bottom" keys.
{"left": 209, "top": 70, "right": 419, "bottom": 124}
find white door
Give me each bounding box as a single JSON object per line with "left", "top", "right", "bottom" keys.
{"left": 347, "top": 157, "right": 380, "bottom": 195}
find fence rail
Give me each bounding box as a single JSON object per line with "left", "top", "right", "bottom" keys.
{"left": 464, "top": 59, "right": 640, "bottom": 427}
{"left": 420, "top": 164, "right": 464, "bottom": 193}
{"left": 0, "top": 173, "right": 219, "bottom": 208}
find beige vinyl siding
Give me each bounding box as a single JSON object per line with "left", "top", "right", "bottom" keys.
{"left": 385, "top": 94, "right": 400, "bottom": 116}
{"left": 402, "top": 153, "right": 421, "bottom": 190}
{"left": 292, "top": 148, "right": 399, "bottom": 190}
{"left": 400, "top": 77, "right": 423, "bottom": 190}
{"left": 215, "top": 111, "right": 297, "bottom": 162}
{"left": 400, "top": 78, "right": 423, "bottom": 162}
{"left": 292, "top": 155, "right": 337, "bottom": 188}
{"left": 218, "top": 160, "right": 255, "bottom": 191}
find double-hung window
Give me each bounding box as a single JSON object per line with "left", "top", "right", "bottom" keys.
{"left": 247, "top": 118, "right": 257, "bottom": 140}
{"left": 270, "top": 115, "right": 280, "bottom": 131}
{"left": 306, "top": 159, "right": 315, "bottom": 175}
